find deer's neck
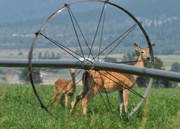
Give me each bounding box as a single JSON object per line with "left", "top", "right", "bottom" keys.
{"left": 133, "top": 55, "right": 144, "bottom": 80}
{"left": 70, "top": 75, "right": 76, "bottom": 86}
{"left": 134, "top": 55, "right": 144, "bottom": 67}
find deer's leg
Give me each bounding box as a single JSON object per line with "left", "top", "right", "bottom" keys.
{"left": 123, "top": 89, "right": 129, "bottom": 113}
{"left": 70, "top": 90, "right": 86, "bottom": 114}
{"left": 70, "top": 94, "right": 74, "bottom": 108}
{"left": 82, "top": 86, "right": 100, "bottom": 115}
{"left": 118, "top": 90, "right": 124, "bottom": 114}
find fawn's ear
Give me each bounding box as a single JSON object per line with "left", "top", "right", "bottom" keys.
{"left": 134, "top": 43, "right": 141, "bottom": 50}
{"left": 151, "top": 43, "right": 155, "bottom": 49}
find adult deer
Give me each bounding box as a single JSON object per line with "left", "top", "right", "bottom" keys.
{"left": 48, "top": 68, "right": 76, "bottom": 108}
{"left": 70, "top": 43, "right": 155, "bottom": 115}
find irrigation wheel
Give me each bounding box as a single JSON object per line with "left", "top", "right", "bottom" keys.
{"left": 28, "top": 0, "right": 154, "bottom": 118}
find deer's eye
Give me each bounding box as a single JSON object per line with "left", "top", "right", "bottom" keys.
{"left": 141, "top": 51, "right": 144, "bottom": 53}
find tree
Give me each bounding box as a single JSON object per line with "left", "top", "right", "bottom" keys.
{"left": 51, "top": 52, "right": 55, "bottom": 59}
{"left": 32, "top": 69, "right": 42, "bottom": 84}
{"left": 104, "top": 57, "right": 117, "bottom": 63}
{"left": 43, "top": 52, "right": 49, "bottom": 59}
{"left": 122, "top": 52, "right": 136, "bottom": 62}
{"left": 19, "top": 68, "right": 42, "bottom": 84}
{"left": 171, "top": 62, "right": 180, "bottom": 72}
{"left": 138, "top": 56, "right": 166, "bottom": 87}
{"left": 18, "top": 51, "right": 23, "bottom": 56}
{"left": 19, "top": 68, "right": 29, "bottom": 83}
{"left": 168, "top": 62, "right": 180, "bottom": 88}
{"left": 38, "top": 52, "right": 42, "bottom": 59}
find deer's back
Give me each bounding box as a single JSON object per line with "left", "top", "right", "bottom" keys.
{"left": 87, "top": 70, "right": 136, "bottom": 91}
{"left": 54, "top": 78, "right": 75, "bottom": 94}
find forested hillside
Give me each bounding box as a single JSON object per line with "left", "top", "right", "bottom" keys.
{"left": 0, "top": 0, "right": 180, "bottom": 55}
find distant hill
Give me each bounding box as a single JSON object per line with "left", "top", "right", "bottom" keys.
{"left": 0, "top": 0, "right": 180, "bottom": 55}
{"left": 0, "top": 0, "right": 119, "bottom": 24}
{"left": 1, "top": 0, "right": 180, "bottom": 24}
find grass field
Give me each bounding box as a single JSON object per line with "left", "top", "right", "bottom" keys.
{"left": 0, "top": 84, "right": 180, "bottom": 129}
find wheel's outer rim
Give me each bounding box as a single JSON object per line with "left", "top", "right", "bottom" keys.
{"left": 28, "top": 0, "right": 154, "bottom": 118}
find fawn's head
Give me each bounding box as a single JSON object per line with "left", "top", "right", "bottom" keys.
{"left": 70, "top": 68, "right": 76, "bottom": 76}
{"left": 134, "top": 43, "right": 155, "bottom": 60}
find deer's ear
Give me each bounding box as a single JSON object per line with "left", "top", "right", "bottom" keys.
{"left": 151, "top": 43, "right": 155, "bottom": 49}
{"left": 134, "top": 43, "right": 141, "bottom": 50}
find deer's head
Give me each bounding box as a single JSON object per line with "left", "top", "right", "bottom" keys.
{"left": 70, "top": 68, "right": 76, "bottom": 76}
{"left": 134, "top": 43, "right": 155, "bottom": 60}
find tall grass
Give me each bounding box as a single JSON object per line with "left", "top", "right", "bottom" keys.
{"left": 0, "top": 84, "right": 180, "bottom": 129}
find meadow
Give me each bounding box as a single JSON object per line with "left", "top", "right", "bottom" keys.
{"left": 0, "top": 84, "right": 180, "bottom": 129}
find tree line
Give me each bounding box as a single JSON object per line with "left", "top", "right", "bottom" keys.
{"left": 37, "top": 51, "right": 61, "bottom": 59}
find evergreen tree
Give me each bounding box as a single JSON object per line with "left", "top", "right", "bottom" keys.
{"left": 19, "top": 68, "right": 42, "bottom": 84}
{"left": 43, "top": 52, "right": 49, "bottom": 59}
{"left": 38, "top": 52, "right": 42, "bottom": 59}
{"left": 104, "top": 57, "right": 117, "bottom": 63}
{"left": 32, "top": 69, "right": 42, "bottom": 84}
{"left": 19, "top": 68, "right": 29, "bottom": 83}
{"left": 171, "top": 62, "right": 180, "bottom": 72}
{"left": 51, "top": 52, "right": 55, "bottom": 59}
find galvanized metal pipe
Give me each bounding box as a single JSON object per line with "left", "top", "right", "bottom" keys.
{"left": 0, "top": 59, "right": 180, "bottom": 82}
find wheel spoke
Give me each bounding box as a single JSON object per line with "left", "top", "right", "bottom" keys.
{"left": 88, "top": 2, "right": 107, "bottom": 61}
{"left": 67, "top": 5, "right": 85, "bottom": 58}
{"left": 39, "top": 32, "right": 83, "bottom": 61}
{"left": 95, "top": 23, "right": 138, "bottom": 61}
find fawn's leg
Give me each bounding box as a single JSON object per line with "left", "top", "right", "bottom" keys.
{"left": 46, "top": 93, "right": 58, "bottom": 107}
{"left": 65, "top": 95, "right": 68, "bottom": 107}
{"left": 60, "top": 94, "right": 65, "bottom": 105}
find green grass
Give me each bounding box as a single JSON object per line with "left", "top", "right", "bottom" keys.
{"left": 0, "top": 84, "right": 180, "bottom": 129}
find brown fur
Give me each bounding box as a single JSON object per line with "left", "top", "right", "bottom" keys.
{"left": 70, "top": 43, "right": 155, "bottom": 115}
{"left": 49, "top": 68, "right": 76, "bottom": 107}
